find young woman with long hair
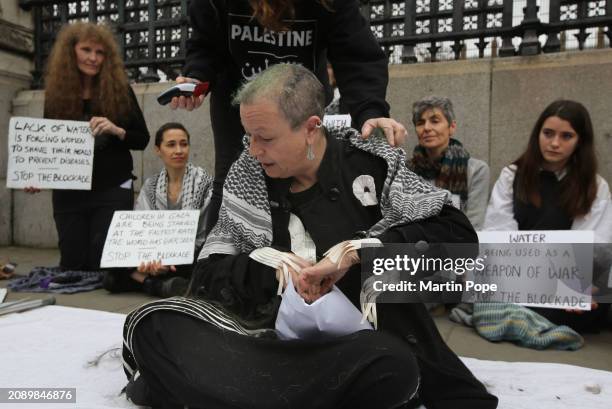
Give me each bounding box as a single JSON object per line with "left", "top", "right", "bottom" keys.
{"left": 484, "top": 100, "right": 611, "bottom": 332}
{"left": 32, "top": 22, "right": 150, "bottom": 272}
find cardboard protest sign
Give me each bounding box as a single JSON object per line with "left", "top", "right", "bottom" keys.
{"left": 471, "top": 230, "right": 594, "bottom": 310}
{"left": 6, "top": 117, "right": 94, "bottom": 190}
{"left": 323, "top": 114, "right": 351, "bottom": 129}
{"left": 100, "top": 210, "right": 199, "bottom": 268}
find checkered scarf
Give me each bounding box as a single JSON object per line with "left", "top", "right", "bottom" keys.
{"left": 143, "top": 162, "right": 212, "bottom": 211}
{"left": 198, "top": 127, "right": 451, "bottom": 260}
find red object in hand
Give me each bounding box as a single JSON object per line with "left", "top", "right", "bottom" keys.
{"left": 194, "top": 82, "right": 210, "bottom": 98}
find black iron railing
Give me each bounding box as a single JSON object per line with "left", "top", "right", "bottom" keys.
{"left": 361, "top": 0, "right": 612, "bottom": 63}
{"left": 19, "top": 0, "right": 612, "bottom": 88}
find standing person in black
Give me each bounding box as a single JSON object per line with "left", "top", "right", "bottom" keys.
{"left": 169, "top": 0, "right": 407, "bottom": 232}
{"left": 26, "top": 22, "right": 150, "bottom": 271}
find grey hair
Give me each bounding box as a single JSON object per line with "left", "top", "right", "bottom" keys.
{"left": 232, "top": 63, "right": 325, "bottom": 130}
{"left": 412, "top": 96, "right": 455, "bottom": 125}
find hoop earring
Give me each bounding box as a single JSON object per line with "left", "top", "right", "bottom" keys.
{"left": 306, "top": 144, "right": 315, "bottom": 161}
{"left": 315, "top": 121, "right": 322, "bottom": 128}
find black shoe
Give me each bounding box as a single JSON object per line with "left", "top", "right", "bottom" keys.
{"left": 142, "top": 276, "right": 188, "bottom": 298}
{"left": 160, "top": 277, "right": 189, "bottom": 298}
{"left": 142, "top": 276, "right": 164, "bottom": 297}
{"left": 103, "top": 270, "right": 142, "bottom": 293}
{"left": 125, "top": 371, "right": 153, "bottom": 407}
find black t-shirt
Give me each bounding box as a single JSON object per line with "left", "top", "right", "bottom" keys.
{"left": 184, "top": 0, "right": 390, "bottom": 129}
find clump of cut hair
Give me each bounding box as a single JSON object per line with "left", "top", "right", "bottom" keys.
{"left": 248, "top": 0, "right": 333, "bottom": 32}
{"left": 233, "top": 63, "right": 325, "bottom": 130}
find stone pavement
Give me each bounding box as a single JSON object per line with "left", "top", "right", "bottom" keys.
{"left": 1, "top": 246, "right": 611, "bottom": 372}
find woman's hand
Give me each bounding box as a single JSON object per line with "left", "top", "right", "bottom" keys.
{"left": 274, "top": 254, "right": 316, "bottom": 300}
{"left": 137, "top": 260, "right": 177, "bottom": 276}
{"left": 90, "top": 116, "right": 126, "bottom": 140}
{"left": 298, "top": 249, "right": 360, "bottom": 302}
{"left": 23, "top": 187, "right": 41, "bottom": 194}
{"left": 169, "top": 76, "right": 206, "bottom": 111}
{"left": 361, "top": 117, "right": 407, "bottom": 147}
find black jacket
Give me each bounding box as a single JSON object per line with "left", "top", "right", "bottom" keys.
{"left": 190, "top": 135, "right": 497, "bottom": 409}
{"left": 45, "top": 87, "right": 150, "bottom": 191}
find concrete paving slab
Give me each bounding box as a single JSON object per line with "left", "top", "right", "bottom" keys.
{"left": 445, "top": 318, "right": 612, "bottom": 372}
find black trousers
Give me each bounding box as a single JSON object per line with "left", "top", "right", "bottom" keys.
{"left": 206, "top": 82, "right": 246, "bottom": 233}
{"left": 128, "top": 311, "right": 420, "bottom": 409}
{"left": 52, "top": 186, "right": 133, "bottom": 271}
{"left": 103, "top": 263, "right": 194, "bottom": 293}
{"left": 530, "top": 304, "right": 611, "bottom": 333}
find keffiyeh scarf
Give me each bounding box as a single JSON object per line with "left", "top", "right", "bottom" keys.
{"left": 199, "top": 127, "right": 451, "bottom": 260}
{"left": 142, "top": 162, "right": 212, "bottom": 211}
{"left": 409, "top": 138, "right": 470, "bottom": 209}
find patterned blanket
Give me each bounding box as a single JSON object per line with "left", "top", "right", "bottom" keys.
{"left": 8, "top": 266, "right": 104, "bottom": 294}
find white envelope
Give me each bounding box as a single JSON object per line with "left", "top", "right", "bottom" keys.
{"left": 275, "top": 275, "right": 373, "bottom": 341}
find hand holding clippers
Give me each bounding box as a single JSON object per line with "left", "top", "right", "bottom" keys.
{"left": 157, "top": 81, "right": 210, "bottom": 106}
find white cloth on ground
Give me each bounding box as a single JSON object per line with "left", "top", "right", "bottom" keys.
{"left": 2, "top": 305, "right": 611, "bottom": 409}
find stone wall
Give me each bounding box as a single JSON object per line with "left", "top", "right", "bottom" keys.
{"left": 389, "top": 49, "right": 612, "bottom": 185}
{"left": 0, "top": 1, "right": 33, "bottom": 246}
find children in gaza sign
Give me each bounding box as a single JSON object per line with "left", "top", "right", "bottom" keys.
{"left": 6, "top": 117, "right": 94, "bottom": 190}
{"left": 100, "top": 210, "right": 200, "bottom": 268}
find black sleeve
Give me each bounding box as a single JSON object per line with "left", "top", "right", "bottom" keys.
{"left": 121, "top": 86, "right": 150, "bottom": 151}
{"left": 378, "top": 205, "right": 478, "bottom": 245}
{"left": 375, "top": 205, "right": 479, "bottom": 282}
{"left": 326, "top": 0, "right": 390, "bottom": 129}
{"left": 188, "top": 252, "right": 280, "bottom": 320}
{"left": 183, "top": 0, "right": 228, "bottom": 83}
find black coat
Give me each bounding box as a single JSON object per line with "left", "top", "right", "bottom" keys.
{"left": 191, "top": 135, "right": 498, "bottom": 409}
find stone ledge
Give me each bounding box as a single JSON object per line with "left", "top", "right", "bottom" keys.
{"left": 0, "top": 18, "right": 33, "bottom": 57}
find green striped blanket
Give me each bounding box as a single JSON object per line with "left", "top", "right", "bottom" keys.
{"left": 453, "top": 303, "right": 584, "bottom": 351}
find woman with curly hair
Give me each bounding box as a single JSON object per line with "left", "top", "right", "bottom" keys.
{"left": 32, "top": 22, "right": 150, "bottom": 272}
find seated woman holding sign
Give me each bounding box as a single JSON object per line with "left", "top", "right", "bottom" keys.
{"left": 121, "top": 64, "right": 497, "bottom": 409}
{"left": 484, "top": 100, "right": 612, "bottom": 332}
{"left": 27, "top": 22, "right": 150, "bottom": 273}
{"left": 103, "top": 123, "right": 212, "bottom": 297}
